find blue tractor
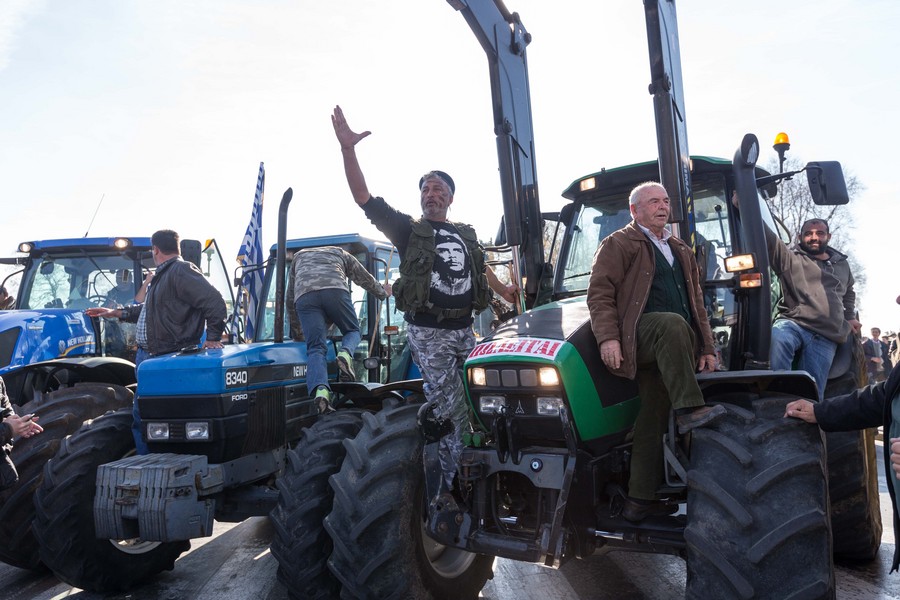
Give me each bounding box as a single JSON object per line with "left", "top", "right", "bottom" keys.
{"left": 0, "top": 236, "right": 235, "bottom": 401}
{"left": 0, "top": 234, "right": 235, "bottom": 570}
{"left": 26, "top": 191, "right": 420, "bottom": 591}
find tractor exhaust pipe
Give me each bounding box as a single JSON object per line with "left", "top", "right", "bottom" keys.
{"left": 273, "top": 187, "right": 293, "bottom": 344}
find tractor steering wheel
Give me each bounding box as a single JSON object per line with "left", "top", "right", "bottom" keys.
{"left": 87, "top": 294, "right": 109, "bottom": 307}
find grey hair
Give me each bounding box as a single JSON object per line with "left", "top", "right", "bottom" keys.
{"left": 420, "top": 171, "right": 454, "bottom": 196}
{"left": 629, "top": 181, "right": 665, "bottom": 206}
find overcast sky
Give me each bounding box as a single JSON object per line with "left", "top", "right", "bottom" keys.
{"left": 1, "top": 0, "right": 898, "bottom": 329}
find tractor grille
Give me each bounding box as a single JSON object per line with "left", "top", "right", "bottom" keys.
{"left": 241, "top": 387, "right": 284, "bottom": 453}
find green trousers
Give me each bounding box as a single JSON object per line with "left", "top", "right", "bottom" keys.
{"left": 628, "top": 312, "right": 705, "bottom": 500}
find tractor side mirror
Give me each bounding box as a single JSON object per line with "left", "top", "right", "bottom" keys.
{"left": 806, "top": 161, "right": 849, "bottom": 206}
{"left": 181, "top": 239, "right": 202, "bottom": 269}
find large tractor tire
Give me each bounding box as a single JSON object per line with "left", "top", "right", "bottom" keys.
{"left": 32, "top": 408, "right": 189, "bottom": 592}
{"left": 685, "top": 393, "right": 834, "bottom": 599}
{"left": 825, "top": 428, "right": 882, "bottom": 562}
{"left": 0, "top": 382, "right": 133, "bottom": 570}
{"left": 821, "top": 344, "right": 881, "bottom": 563}
{"left": 270, "top": 409, "right": 366, "bottom": 600}
{"left": 325, "top": 401, "right": 493, "bottom": 599}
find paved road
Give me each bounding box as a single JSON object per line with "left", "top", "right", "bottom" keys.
{"left": 2, "top": 447, "right": 899, "bottom": 599}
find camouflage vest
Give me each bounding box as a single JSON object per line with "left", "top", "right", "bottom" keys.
{"left": 393, "top": 218, "right": 490, "bottom": 319}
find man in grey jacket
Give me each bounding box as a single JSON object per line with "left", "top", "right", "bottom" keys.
{"left": 292, "top": 246, "right": 390, "bottom": 413}
{"left": 767, "top": 218, "right": 861, "bottom": 400}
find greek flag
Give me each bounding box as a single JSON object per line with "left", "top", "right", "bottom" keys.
{"left": 237, "top": 162, "right": 265, "bottom": 342}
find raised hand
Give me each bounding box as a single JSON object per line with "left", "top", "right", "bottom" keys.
{"left": 332, "top": 105, "right": 371, "bottom": 149}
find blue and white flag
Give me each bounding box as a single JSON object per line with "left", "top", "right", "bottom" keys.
{"left": 237, "top": 162, "right": 265, "bottom": 342}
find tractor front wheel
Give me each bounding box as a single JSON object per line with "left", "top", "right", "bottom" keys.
{"left": 324, "top": 401, "right": 493, "bottom": 599}
{"left": 33, "top": 408, "right": 189, "bottom": 592}
{"left": 685, "top": 393, "right": 834, "bottom": 599}
{"left": 0, "top": 383, "right": 133, "bottom": 570}
{"left": 270, "top": 409, "right": 365, "bottom": 599}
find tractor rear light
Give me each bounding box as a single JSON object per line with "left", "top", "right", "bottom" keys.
{"left": 536, "top": 397, "right": 564, "bottom": 416}
{"left": 738, "top": 273, "right": 762, "bottom": 288}
{"left": 479, "top": 396, "right": 507, "bottom": 413}
{"left": 113, "top": 237, "right": 132, "bottom": 249}
{"left": 724, "top": 254, "right": 755, "bottom": 272}
{"left": 185, "top": 422, "right": 210, "bottom": 440}
{"left": 146, "top": 422, "right": 170, "bottom": 440}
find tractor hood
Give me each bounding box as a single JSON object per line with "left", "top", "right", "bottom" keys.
{"left": 466, "top": 297, "right": 639, "bottom": 443}
{"left": 137, "top": 341, "right": 310, "bottom": 396}
{"left": 481, "top": 297, "right": 595, "bottom": 346}
{"left": 0, "top": 309, "right": 96, "bottom": 375}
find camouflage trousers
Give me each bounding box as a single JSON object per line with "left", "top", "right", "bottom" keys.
{"left": 407, "top": 323, "right": 476, "bottom": 489}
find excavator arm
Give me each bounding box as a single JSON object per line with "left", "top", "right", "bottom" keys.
{"left": 645, "top": 0, "right": 693, "bottom": 238}
{"left": 447, "top": 0, "right": 548, "bottom": 309}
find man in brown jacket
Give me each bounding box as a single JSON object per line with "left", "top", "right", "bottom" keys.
{"left": 587, "top": 181, "right": 724, "bottom": 521}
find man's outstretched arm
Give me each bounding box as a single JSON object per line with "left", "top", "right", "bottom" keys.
{"left": 332, "top": 105, "right": 372, "bottom": 207}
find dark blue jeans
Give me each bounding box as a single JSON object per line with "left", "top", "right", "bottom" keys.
{"left": 295, "top": 288, "right": 361, "bottom": 393}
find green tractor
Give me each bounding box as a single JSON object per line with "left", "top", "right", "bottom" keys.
{"left": 302, "top": 1, "right": 879, "bottom": 598}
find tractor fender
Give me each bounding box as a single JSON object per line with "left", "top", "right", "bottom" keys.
{"left": 696, "top": 369, "right": 818, "bottom": 403}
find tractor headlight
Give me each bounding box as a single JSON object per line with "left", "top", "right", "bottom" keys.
{"left": 146, "top": 422, "right": 170, "bottom": 440}
{"left": 469, "top": 366, "right": 560, "bottom": 388}
{"left": 536, "top": 397, "right": 565, "bottom": 416}
{"left": 479, "top": 395, "right": 507, "bottom": 413}
{"left": 185, "top": 422, "right": 210, "bottom": 440}
{"left": 539, "top": 367, "right": 560, "bottom": 386}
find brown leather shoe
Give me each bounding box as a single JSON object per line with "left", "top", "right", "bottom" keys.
{"left": 621, "top": 497, "right": 678, "bottom": 522}
{"left": 676, "top": 404, "right": 726, "bottom": 434}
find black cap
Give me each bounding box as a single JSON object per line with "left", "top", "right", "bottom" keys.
{"left": 419, "top": 170, "right": 455, "bottom": 195}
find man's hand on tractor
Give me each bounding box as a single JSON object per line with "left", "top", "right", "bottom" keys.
{"left": 85, "top": 307, "right": 120, "bottom": 319}
{"left": 784, "top": 399, "right": 818, "bottom": 424}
